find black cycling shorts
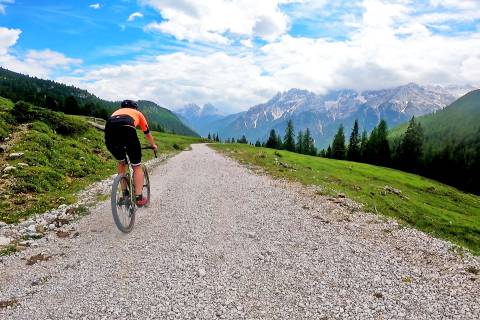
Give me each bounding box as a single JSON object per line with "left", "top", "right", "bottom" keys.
{"left": 105, "top": 115, "right": 142, "bottom": 165}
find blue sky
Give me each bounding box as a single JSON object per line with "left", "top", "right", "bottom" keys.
{"left": 0, "top": 0, "right": 479, "bottom": 112}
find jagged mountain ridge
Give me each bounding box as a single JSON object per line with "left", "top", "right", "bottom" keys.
{"left": 210, "top": 83, "right": 476, "bottom": 148}
{"left": 175, "top": 103, "right": 225, "bottom": 136}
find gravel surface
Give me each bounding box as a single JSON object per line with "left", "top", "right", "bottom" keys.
{"left": 1, "top": 144, "right": 479, "bottom": 319}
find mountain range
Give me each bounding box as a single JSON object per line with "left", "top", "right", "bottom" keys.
{"left": 192, "top": 83, "right": 476, "bottom": 148}
{"left": 175, "top": 103, "right": 225, "bottom": 136}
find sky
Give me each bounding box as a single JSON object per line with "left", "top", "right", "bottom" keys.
{"left": 0, "top": 0, "right": 479, "bottom": 113}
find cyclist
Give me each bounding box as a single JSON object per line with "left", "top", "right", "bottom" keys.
{"left": 104, "top": 100, "right": 157, "bottom": 207}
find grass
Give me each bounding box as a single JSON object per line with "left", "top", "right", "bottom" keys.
{"left": 211, "top": 144, "right": 480, "bottom": 255}
{"left": 0, "top": 244, "right": 17, "bottom": 257}
{"left": 0, "top": 115, "right": 206, "bottom": 223}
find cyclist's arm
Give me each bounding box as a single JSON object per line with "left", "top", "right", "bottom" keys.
{"left": 145, "top": 132, "right": 157, "bottom": 151}
{"left": 138, "top": 112, "right": 157, "bottom": 151}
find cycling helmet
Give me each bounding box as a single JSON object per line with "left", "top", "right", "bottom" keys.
{"left": 121, "top": 99, "right": 139, "bottom": 109}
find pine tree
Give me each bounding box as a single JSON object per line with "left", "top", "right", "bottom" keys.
{"left": 398, "top": 117, "right": 424, "bottom": 172}
{"left": 276, "top": 135, "right": 283, "bottom": 149}
{"left": 238, "top": 135, "right": 248, "bottom": 144}
{"left": 283, "top": 120, "right": 295, "bottom": 152}
{"left": 364, "top": 126, "right": 378, "bottom": 163}
{"left": 376, "top": 120, "right": 391, "bottom": 166}
{"left": 359, "top": 130, "right": 368, "bottom": 161}
{"left": 65, "top": 95, "right": 80, "bottom": 114}
{"left": 255, "top": 139, "right": 261, "bottom": 147}
{"left": 303, "top": 129, "right": 311, "bottom": 155}
{"left": 296, "top": 130, "right": 304, "bottom": 154}
{"left": 347, "top": 120, "right": 360, "bottom": 161}
{"left": 331, "top": 125, "right": 346, "bottom": 160}
{"left": 319, "top": 149, "right": 326, "bottom": 157}
{"left": 326, "top": 145, "right": 332, "bottom": 158}
{"left": 266, "top": 129, "right": 278, "bottom": 149}
{"left": 207, "top": 133, "right": 211, "bottom": 140}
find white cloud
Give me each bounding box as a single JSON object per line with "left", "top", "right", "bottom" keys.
{"left": 0, "top": 0, "right": 14, "bottom": 14}
{"left": 127, "top": 12, "right": 144, "bottom": 22}
{"left": 142, "top": 0, "right": 299, "bottom": 44}
{"left": 60, "top": 0, "right": 480, "bottom": 113}
{"left": 89, "top": 3, "right": 101, "bottom": 10}
{"left": 59, "top": 52, "right": 276, "bottom": 113}
{"left": 0, "top": 26, "right": 20, "bottom": 55}
{"left": 0, "top": 27, "right": 81, "bottom": 78}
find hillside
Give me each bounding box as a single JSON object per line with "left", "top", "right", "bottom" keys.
{"left": 0, "top": 97, "right": 205, "bottom": 223}
{"left": 389, "top": 90, "right": 480, "bottom": 194}
{"left": 0, "top": 67, "right": 198, "bottom": 137}
{"left": 211, "top": 143, "right": 480, "bottom": 254}
{"left": 137, "top": 100, "right": 199, "bottom": 137}
{"left": 390, "top": 90, "right": 480, "bottom": 149}
{"left": 206, "top": 84, "right": 474, "bottom": 147}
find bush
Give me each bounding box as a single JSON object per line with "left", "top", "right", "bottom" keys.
{"left": 13, "top": 166, "right": 65, "bottom": 193}
{"left": 12, "top": 101, "right": 89, "bottom": 135}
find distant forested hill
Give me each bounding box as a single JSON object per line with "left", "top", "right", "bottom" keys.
{"left": 0, "top": 67, "right": 198, "bottom": 136}
{"left": 138, "top": 100, "right": 198, "bottom": 137}
{"left": 390, "top": 90, "right": 480, "bottom": 194}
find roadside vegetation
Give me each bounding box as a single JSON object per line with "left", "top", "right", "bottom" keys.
{"left": 211, "top": 143, "right": 480, "bottom": 255}
{"left": 0, "top": 98, "right": 205, "bottom": 223}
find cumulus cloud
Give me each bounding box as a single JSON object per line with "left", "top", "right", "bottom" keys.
{"left": 0, "top": 27, "right": 81, "bottom": 78}
{"left": 89, "top": 3, "right": 101, "bottom": 10}
{"left": 59, "top": 52, "right": 276, "bottom": 113}
{"left": 127, "top": 12, "right": 144, "bottom": 22}
{"left": 60, "top": 0, "right": 480, "bottom": 112}
{"left": 142, "top": 0, "right": 297, "bottom": 44}
{"left": 0, "top": 0, "right": 14, "bottom": 14}
{"left": 0, "top": 26, "right": 20, "bottom": 55}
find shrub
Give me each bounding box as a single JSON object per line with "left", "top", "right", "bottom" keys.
{"left": 13, "top": 166, "right": 65, "bottom": 193}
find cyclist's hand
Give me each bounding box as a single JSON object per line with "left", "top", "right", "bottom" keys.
{"left": 152, "top": 144, "right": 158, "bottom": 151}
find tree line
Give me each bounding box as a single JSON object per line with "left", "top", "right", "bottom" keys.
{"left": 0, "top": 67, "right": 114, "bottom": 119}
{"left": 322, "top": 118, "right": 479, "bottom": 194}
{"left": 240, "top": 117, "right": 478, "bottom": 195}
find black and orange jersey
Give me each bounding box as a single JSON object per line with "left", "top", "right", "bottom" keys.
{"left": 110, "top": 108, "right": 149, "bottom": 134}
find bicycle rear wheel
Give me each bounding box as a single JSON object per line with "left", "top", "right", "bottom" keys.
{"left": 142, "top": 164, "right": 151, "bottom": 206}
{"left": 111, "top": 174, "right": 136, "bottom": 233}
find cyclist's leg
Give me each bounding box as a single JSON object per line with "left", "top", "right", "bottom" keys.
{"left": 105, "top": 121, "right": 129, "bottom": 194}
{"left": 105, "top": 122, "right": 128, "bottom": 167}
{"left": 132, "top": 164, "right": 144, "bottom": 196}
{"left": 124, "top": 128, "right": 144, "bottom": 198}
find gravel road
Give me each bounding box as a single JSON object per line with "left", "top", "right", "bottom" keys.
{"left": 1, "top": 144, "right": 479, "bottom": 319}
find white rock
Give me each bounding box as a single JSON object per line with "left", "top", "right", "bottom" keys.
{"left": 197, "top": 268, "right": 206, "bottom": 277}
{"left": 3, "top": 166, "right": 16, "bottom": 173}
{"left": 0, "top": 236, "right": 12, "bottom": 246}
{"left": 8, "top": 152, "right": 24, "bottom": 159}
{"left": 48, "top": 224, "right": 56, "bottom": 231}
{"left": 17, "top": 162, "right": 29, "bottom": 168}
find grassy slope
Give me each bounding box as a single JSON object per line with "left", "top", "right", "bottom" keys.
{"left": 211, "top": 144, "right": 480, "bottom": 254}
{"left": 0, "top": 109, "right": 205, "bottom": 223}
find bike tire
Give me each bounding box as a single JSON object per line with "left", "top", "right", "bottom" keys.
{"left": 111, "top": 174, "right": 136, "bottom": 233}
{"left": 142, "top": 164, "right": 151, "bottom": 207}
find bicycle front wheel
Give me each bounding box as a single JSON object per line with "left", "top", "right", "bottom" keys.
{"left": 111, "top": 174, "right": 136, "bottom": 233}
{"left": 142, "top": 164, "right": 151, "bottom": 207}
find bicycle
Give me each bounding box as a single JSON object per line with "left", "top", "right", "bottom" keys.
{"left": 110, "top": 146, "right": 157, "bottom": 233}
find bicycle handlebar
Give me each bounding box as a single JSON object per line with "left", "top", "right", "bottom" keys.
{"left": 141, "top": 146, "right": 158, "bottom": 158}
